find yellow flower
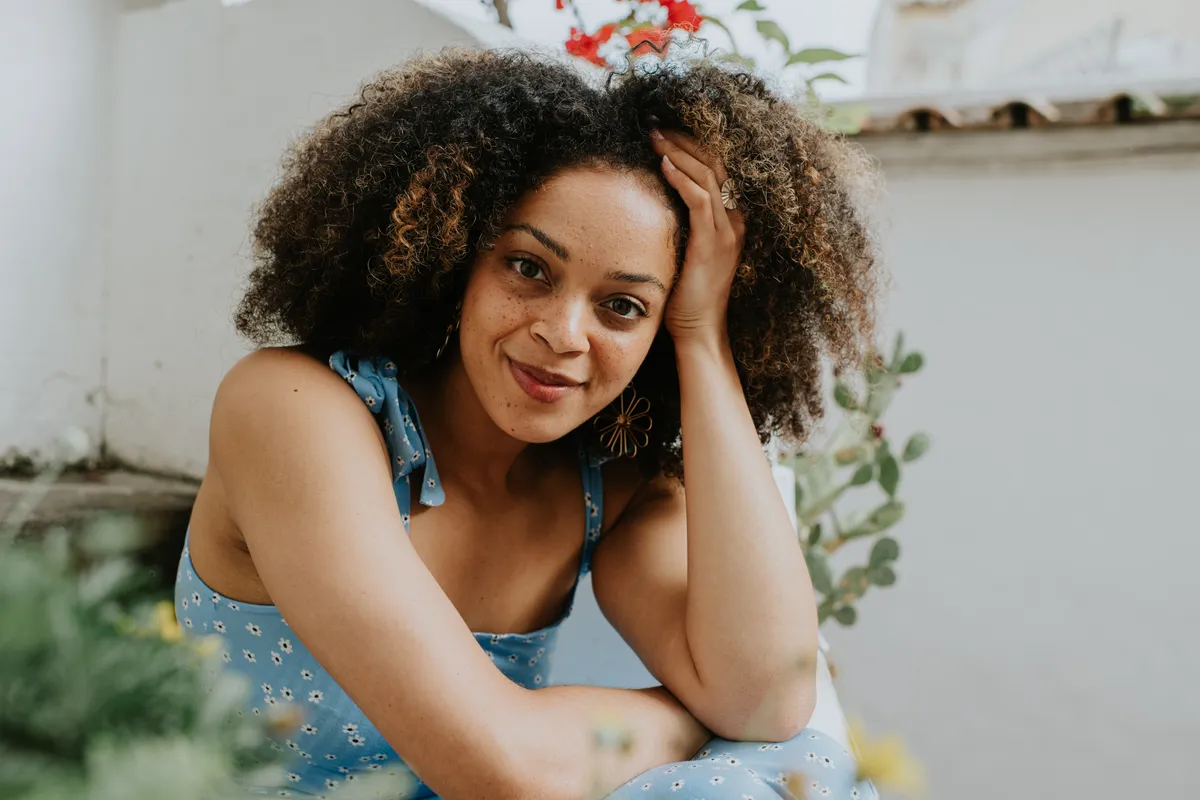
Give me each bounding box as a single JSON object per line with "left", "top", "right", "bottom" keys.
{"left": 151, "top": 600, "right": 183, "bottom": 642}
{"left": 849, "top": 718, "right": 925, "bottom": 797}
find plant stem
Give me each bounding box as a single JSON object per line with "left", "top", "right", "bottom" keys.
{"left": 491, "top": 0, "right": 513, "bottom": 27}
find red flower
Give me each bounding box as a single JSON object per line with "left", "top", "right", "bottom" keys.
{"left": 565, "top": 24, "right": 617, "bottom": 67}
{"left": 661, "top": 0, "right": 703, "bottom": 32}
{"left": 556, "top": 0, "right": 564, "bottom": 9}
{"left": 626, "top": 25, "right": 673, "bottom": 56}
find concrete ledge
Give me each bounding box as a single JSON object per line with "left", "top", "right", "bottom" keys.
{"left": 855, "top": 119, "right": 1200, "bottom": 172}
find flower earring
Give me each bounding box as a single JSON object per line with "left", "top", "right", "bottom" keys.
{"left": 594, "top": 386, "right": 653, "bottom": 459}
{"left": 435, "top": 301, "right": 462, "bottom": 360}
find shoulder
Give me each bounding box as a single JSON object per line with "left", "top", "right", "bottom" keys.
{"left": 209, "top": 347, "right": 387, "bottom": 473}
{"left": 598, "top": 459, "right": 684, "bottom": 533}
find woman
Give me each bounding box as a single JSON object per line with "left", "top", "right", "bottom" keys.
{"left": 175, "top": 48, "right": 880, "bottom": 799}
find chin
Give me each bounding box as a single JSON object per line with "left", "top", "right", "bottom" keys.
{"left": 489, "top": 393, "right": 589, "bottom": 444}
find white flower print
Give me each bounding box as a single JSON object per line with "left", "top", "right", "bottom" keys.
{"left": 286, "top": 740, "right": 299, "bottom": 750}
{"left": 348, "top": 734, "right": 366, "bottom": 747}
{"left": 286, "top": 772, "right": 301, "bottom": 782}
{"left": 281, "top": 687, "right": 293, "bottom": 700}
{"left": 533, "top": 674, "right": 543, "bottom": 684}
{"left": 507, "top": 654, "right": 518, "bottom": 662}
{"left": 852, "top": 788, "right": 860, "bottom": 798}
{"left": 401, "top": 513, "right": 410, "bottom": 527}
{"left": 246, "top": 622, "right": 262, "bottom": 636}
{"left": 538, "top": 631, "right": 547, "bottom": 641}
{"left": 384, "top": 362, "right": 395, "bottom": 371}
{"left": 671, "top": 779, "right": 685, "bottom": 791}
{"left": 383, "top": 419, "right": 395, "bottom": 434}
{"left": 222, "top": 651, "right": 231, "bottom": 662}
{"left": 640, "top": 783, "right": 653, "bottom": 791}
{"left": 301, "top": 669, "right": 313, "bottom": 681}
{"left": 490, "top": 635, "right": 501, "bottom": 644}
{"left": 343, "top": 723, "right": 359, "bottom": 734}
{"left": 344, "top": 370, "right": 356, "bottom": 382}
{"left": 359, "top": 757, "right": 372, "bottom": 763}
{"left": 252, "top": 708, "right": 260, "bottom": 715}
{"left": 688, "top": 764, "right": 701, "bottom": 769}
{"left": 277, "top": 791, "right": 291, "bottom": 796}
{"left": 365, "top": 396, "right": 376, "bottom": 407}
{"left": 183, "top": 618, "right": 192, "bottom": 628}
{"left": 325, "top": 754, "right": 337, "bottom": 761}
{"left": 410, "top": 451, "right": 420, "bottom": 462}
{"left": 819, "top": 786, "right": 832, "bottom": 796}
{"left": 270, "top": 652, "right": 282, "bottom": 665}
{"left": 665, "top": 767, "right": 679, "bottom": 774}
{"left": 213, "top": 620, "right": 226, "bottom": 633}
{"left": 726, "top": 757, "right": 741, "bottom": 766}
{"left": 372, "top": 753, "right": 388, "bottom": 761}
{"left": 182, "top": 598, "right": 189, "bottom": 610}
{"left": 278, "top": 638, "right": 293, "bottom": 654}
{"left": 308, "top": 690, "right": 323, "bottom": 704}
{"left": 368, "top": 764, "right": 381, "bottom": 771}
{"left": 300, "top": 724, "right": 318, "bottom": 735}
{"left": 426, "top": 478, "right": 435, "bottom": 488}
{"left": 337, "top": 767, "right": 351, "bottom": 775}
{"left": 243, "top": 650, "right": 256, "bottom": 663}
{"left": 227, "top": 601, "right": 240, "bottom": 611}
{"left": 261, "top": 683, "right": 273, "bottom": 694}
{"left": 211, "top": 593, "right": 220, "bottom": 604}
{"left": 710, "top": 776, "right": 725, "bottom": 785}
{"left": 324, "top": 778, "right": 339, "bottom": 789}
{"left": 528, "top": 657, "right": 538, "bottom": 666}
{"left": 698, "top": 750, "right": 711, "bottom": 758}
{"left": 299, "top": 751, "right": 311, "bottom": 759}
{"left": 191, "top": 591, "right": 201, "bottom": 604}
{"left": 264, "top": 695, "right": 278, "bottom": 706}
{"left": 806, "top": 751, "right": 818, "bottom": 762}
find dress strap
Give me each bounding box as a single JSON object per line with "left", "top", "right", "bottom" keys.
{"left": 576, "top": 440, "right": 605, "bottom": 577}
{"left": 327, "top": 351, "right": 445, "bottom": 527}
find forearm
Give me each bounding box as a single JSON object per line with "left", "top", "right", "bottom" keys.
{"left": 502, "top": 684, "right": 709, "bottom": 800}
{"left": 674, "top": 329, "right": 819, "bottom": 734}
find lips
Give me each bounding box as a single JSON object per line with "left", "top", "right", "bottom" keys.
{"left": 508, "top": 358, "right": 583, "bottom": 404}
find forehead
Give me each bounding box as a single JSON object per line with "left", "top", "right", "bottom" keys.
{"left": 503, "top": 166, "right": 677, "bottom": 275}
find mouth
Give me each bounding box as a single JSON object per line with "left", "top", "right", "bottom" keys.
{"left": 507, "top": 358, "right": 584, "bottom": 404}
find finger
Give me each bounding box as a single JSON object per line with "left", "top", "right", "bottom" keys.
{"left": 652, "top": 130, "right": 741, "bottom": 237}
{"left": 660, "top": 154, "right": 718, "bottom": 242}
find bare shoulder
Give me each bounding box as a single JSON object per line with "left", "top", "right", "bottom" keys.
{"left": 598, "top": 459, "right": 684, "bottom": 533}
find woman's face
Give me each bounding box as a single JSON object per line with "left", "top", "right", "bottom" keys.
{"left": 457, "top": 165, "right": 678, "bottom": 444}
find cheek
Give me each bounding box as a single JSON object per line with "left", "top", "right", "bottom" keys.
{"left": 591, "top": 330, "right": 655, "bottom": 390}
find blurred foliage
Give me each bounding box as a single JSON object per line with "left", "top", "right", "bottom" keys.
{"left": 0, "top": 438, "right": 409, "bottom": 800}
{"left": 783, "top": 333, "right": 931, "bottom": 627}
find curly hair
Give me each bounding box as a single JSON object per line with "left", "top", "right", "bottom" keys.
{"left": 236, "top": 46, "right": 881, "bottom": 478}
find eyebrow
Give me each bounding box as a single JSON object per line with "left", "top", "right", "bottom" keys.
{"left": 605, "top": 270, "right": 668, "bottom": 295}
{"left": 503, "top": 224, "right": 570, "bottom": 262}
{"left": 503, "top": 223, "right": 668, "bottom": 295}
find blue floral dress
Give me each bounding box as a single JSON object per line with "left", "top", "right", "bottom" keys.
{"left": 175, "top": 352, "right": 876, "bottom": 799}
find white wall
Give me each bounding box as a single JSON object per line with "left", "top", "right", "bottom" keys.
{"left": 0, "top": 0, "right": 116, "bottom": 464}
{"left": 104, "top": 0, "right": 506, "bottom": 475}
{"left": 819, "top": 123, "right": 1200, "bottom": 798}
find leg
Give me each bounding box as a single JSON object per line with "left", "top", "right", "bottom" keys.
{"left": 603, "top": 727, "right": 877, "bottom": 800}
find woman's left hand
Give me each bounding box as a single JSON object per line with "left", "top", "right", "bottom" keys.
{"left": 651, "top": 128, "right": 746, "bottom": 341}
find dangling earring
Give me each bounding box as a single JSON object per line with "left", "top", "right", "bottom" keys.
{"left": 435, "top": 301, "right": 462, "bottom": 360}
{"left": 594, "top": 385, "right": 653, "bottom": 459}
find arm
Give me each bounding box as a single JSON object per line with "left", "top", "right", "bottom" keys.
{"left": 209, "top": 349, "right": 704, "bottom": 800}
{"left": 591, "top": 131, "right": 819, "bottom": 743}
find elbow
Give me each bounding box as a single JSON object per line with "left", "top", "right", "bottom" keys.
{"left": 702, "top": 669, "right": 818, "bottom": 744}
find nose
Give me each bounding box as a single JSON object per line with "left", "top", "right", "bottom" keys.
{"left": 530, "top": 294, "right": 590, "bottom": 356}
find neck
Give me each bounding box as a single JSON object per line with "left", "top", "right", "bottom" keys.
{"left": 406, "top": 355, "right": 535, "bottom": 497}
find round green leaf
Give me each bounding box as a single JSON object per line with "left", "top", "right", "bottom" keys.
{"left": 736, "top": 0, "right": 766, "bottom": 10}
{"left": 806, "top": 522, "right": 823, "bottom": 548}
{"left": 805, "top": 550, "right": 834, "bottom": 595}
{"left": 900, "top": 352, "right": 924, "bottom": 374}
{"left": 867, "top": 565, "right": 897, "bottom": 587}
{"left": 902, "top": 433, "right": 931, "bottom": 462}
{"left": 833, "top": 605, "right": 858, "bottom": 626}
{"left": 817, "top": 599, "right": 836, "bottom": 624}
{"left": 833, "top": 382, "right": 858, "bottom": 410}
{"left": 878, "top": 453, "right": 900, "bottom": 497}
{"left": 838, "top": 566, "right": 869, "bottom": 599}
{"left": 850, "top": 464, "right": 874, "bottom": 486}
{"left": 869, "top": 536, "right": 900, "bottom": 567}
{"left": 868, "top": 500, "right": 905, "bottom": 531}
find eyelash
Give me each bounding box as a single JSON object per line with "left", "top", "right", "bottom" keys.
{"left": 506, "top": 257, "right": 648, "bottom": 321}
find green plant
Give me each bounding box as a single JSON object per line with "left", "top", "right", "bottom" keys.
{"left": 784, "top": 333, "right": 930, "bottom": 627}
{"left": 0, "top": 435, "right": 409, "bottom": 800}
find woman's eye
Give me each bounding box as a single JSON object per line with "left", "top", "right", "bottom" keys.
{"left": 511, "top": 258, "right": 546, "bottom": 281}
{"left": 603, "top": 297, "right": 646, "bottom": 320}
